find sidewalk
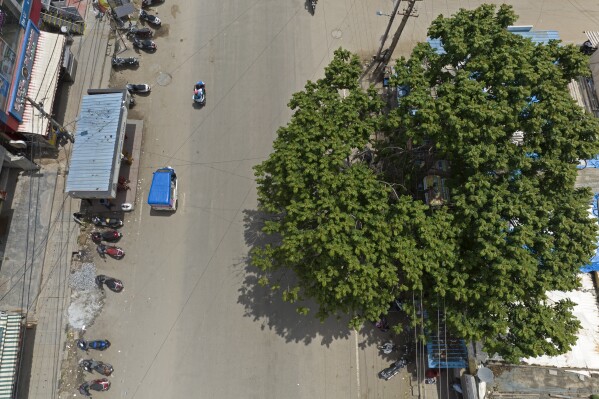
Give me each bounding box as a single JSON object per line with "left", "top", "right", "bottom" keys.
{"left": 0, "top": 3, "right": 115, "bottom": 398}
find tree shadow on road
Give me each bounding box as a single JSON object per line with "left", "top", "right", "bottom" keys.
{"left": 238, "top": 209, "right": 352, "bottom": 347}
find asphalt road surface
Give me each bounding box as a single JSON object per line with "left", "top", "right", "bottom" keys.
{"left": 90, "top": 0, "right": 599, "bottom": 398}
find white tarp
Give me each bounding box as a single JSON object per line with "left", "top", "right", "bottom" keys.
{"left": 523, "top": 273, "right": 599, "bottom": 368}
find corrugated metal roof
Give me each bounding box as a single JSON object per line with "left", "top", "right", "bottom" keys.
{"left": 568, "top": 77, "right": 599, "bottom": 117}
{"left": 0, "top": 312, "right": 22, "bottom": 399}
{"left": 66, "top": 93, "right": 125, "bottom": 194}
{"left": 427, "top": 26, "right": 561, "bottom": 54}
{"left": 507, "top": 27, "right": 561, "bottom": 44}
{"left": 17, "top": 31, "right": 65, "bottom": 135}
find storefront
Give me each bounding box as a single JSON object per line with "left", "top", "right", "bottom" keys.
{"left": 0, "top": 0, "right": 42, "bottom": 133}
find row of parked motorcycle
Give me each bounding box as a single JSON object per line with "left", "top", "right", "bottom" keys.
{"left": 76, "top": 339, "right": 113, "bottom": 396}
{"left": 112, "top": 0, "right": 163, "bottom": 67}
{"left": 73, "top": 212, "right": 125, "bottom": 396}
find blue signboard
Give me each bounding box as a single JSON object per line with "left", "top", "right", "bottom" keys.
{"left": 8, "top": 20, "right": 39, "bottom": 122}
{"left": 20, "top": 0, "right": 32, "bottom": 28}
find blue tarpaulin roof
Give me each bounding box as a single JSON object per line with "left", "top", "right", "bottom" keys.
{"left": 428, "top": 25, "right": 561, "bottom": 54}
{"left": 580, "top": 194, "right": 599, "bottom": 272}
{"left": 147, "top": 168, "right": 173, "bottom": 206}
{"left": 427, "top": 337, "right": 468, "bottom": 369}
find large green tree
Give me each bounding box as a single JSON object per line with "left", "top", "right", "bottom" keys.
{"left": 252, "top": 49, "right": 441, "bottom": 325}
{"left": 253, "top": 5, "right": 599, "bottom": 361}
{"left": 385, "top": 4, "right": 599, "bottom": 360}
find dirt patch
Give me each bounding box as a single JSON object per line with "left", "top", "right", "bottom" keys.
{"left": 58, "top": 330, "right": 84, "bottom": 398}
{"left": 153, "top": 24, "right": 169, "bottom": 38}
{"left": 171, "top": 4, "right": 180, "bottom": 18}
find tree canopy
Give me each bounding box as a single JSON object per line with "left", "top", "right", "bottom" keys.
{"left": 252, "top": 5, "right": 599, "bottom": 361}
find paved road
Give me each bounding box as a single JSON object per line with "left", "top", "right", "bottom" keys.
{"left": 94, "top": 1, "right": 405, "bottom": 398}
{"left": 86, "top": 1, "right": 599, "bottom": 398}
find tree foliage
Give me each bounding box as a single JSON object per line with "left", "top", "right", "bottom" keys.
{"left": 386, "top": 4, "right": 599, "bottom": 360}
{"left": 253, "top": 6, "right": 599, "bottom": 361}
{"left": 253, "top": 49, "right": 417, "bottom": 325}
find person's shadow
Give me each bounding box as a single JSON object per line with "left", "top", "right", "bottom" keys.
{"left": 305, "top": 0, "right": 316, "bottom": 15}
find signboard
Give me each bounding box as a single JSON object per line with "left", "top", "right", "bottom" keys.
{"left": 19, "top": 0, "right": 32, "bottom": 28}
{"left": 8, "top": 20, "right": 39, "bottom": 122}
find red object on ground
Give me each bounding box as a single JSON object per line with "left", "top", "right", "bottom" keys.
{"left": 425, "top": 369, "right": 440, "bottom": 378}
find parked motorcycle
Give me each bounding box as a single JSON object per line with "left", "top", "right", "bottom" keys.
{"left": 374, "top": 316, "right": 390, "bottom": 332}
{"left": 97, "top": 244, "right": 125, "bottom": 259}
{"left": 91, "top": 230, "right": 122, "bottom": 244}
{"left": 378, "top": 342, "right": 397, "bottom": 355}
{"left": 378, "top": 359, "right": 407, "bottom": 381}
{"left": 310, "top": 0, "right": 317, "bottom": 13}
{"left": 133, "top": 38, "right": 157, "bottom": 51}
{"left": 126, "top": 83, "right": 151, "bottom": 94}
{"left": 112, "top": 56, "right": 139, "bottom": 67}
{"left": 139, "top": 10, "right": 161, "bottom": 26}
{"left": 91, "top": 216, "right": 123, "bottom": 228}
{"left": 73, "top": 212, "right": 86, "bottom": 225}
{"left": 79, "top": 379, "right": 111, "bottom": 396}
{"left": 142, "top": 0, "right": 163, "bottom": 7}
{"left": 80, "top": 359, "right": 114, "bottom": 376}
{"left": 77, "top": 339, "right": 111, "bottom": 352}
{"left": 96, "top": 275, "right": 124, "bottom": 292}
{"left": 581, "top": 40, "right": 597, "bottom": 55}
{"left": 127, "top": 26, "right": 153, "bottom": 38}
{"left": 193, "top": 81, "right": 206, "bottom": 105}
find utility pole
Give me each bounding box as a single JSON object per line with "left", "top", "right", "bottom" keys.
{"left": 375, "top": 0, "right": 403, "bottom": 61}
{"left": 25, "top": 96, "right": 75, "bottom": 143}
{"left": 381, "top": 0, "right": 417, "bottom": 65}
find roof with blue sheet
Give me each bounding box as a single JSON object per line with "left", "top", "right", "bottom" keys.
{"left": 580, "top": 193, "right": 599, "bottom": 273}
{"left": 428, "top": 25, "right": 561, "bottom": 54}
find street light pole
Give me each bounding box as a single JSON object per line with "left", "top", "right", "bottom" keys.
{"left": 381, "top": 0, "right": 417, "bottom": 65}
{"left": 25, "top": 96, "right": 75, "bottom": 143}
{"left": 376, "top": 0, "right": 403, "bottom": 61}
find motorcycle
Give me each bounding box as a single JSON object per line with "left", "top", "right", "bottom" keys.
{"left": 374, "top": 316, "right": 390, "bottom": 332}
{"left": 77, "top": 339, "right": 111, "bottom": 352}
{"left": 378, "top": 359, "right": 407, "bottom": 381}
{"left": 133, "top": 38, "right": 157, "bottom": 52}
{"left": 112, "top": 56, "right": 139, "bottom": 67}
{"left": 80, "top": 359, "right": 114, "bottom": 376}
{"left": 96, "top": 275, "right": 124, "bottom": 292}
{"left": 126, "top": 83, "right": 151, "bottom": 94}
{"left": 139, "top": 10, "right": 161, "bottom": 26}
{"left": 142, "top": 0, "right": 163, "bottom": 7}
{"left": 127, "top": 26, "right": 153, "bottom": 38}
{"left": 581, "top": 40, "right": 597, "bottom": 55}
{"left": 97, "top": 244, "right": 125, "bottom": 259}
{"left": 73, "top": 212, "right": 86, "bottom": 225}
{"left": 91, "top": 230, "right": 122, "bottom": 244}
{"left": 310, "top": 0, "right": 317, "bottom": 13}
{"left": 79, "top": 379, "right": 111, "bottom": 397}
{"left": 91, "top": 216, "right": 123, "bottom": 228}
{"left": 193, "top": 81, "right": 206, "bottom": 105}
{"left": 378, "top": 341, "right": 397, "bottom": 355}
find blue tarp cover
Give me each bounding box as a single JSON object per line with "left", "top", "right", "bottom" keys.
{"left": 147, "top": 168, "right": 173, "bottom": 206}
{"left": 580, "top": 194, "right": 599, "bottom": 272}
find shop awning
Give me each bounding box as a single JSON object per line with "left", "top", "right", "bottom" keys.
{"left": 0, "top": 312, "right": 23, "bottom": 399}
{"left": 17, "top": 31, "right": 66, "bottom": 136}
